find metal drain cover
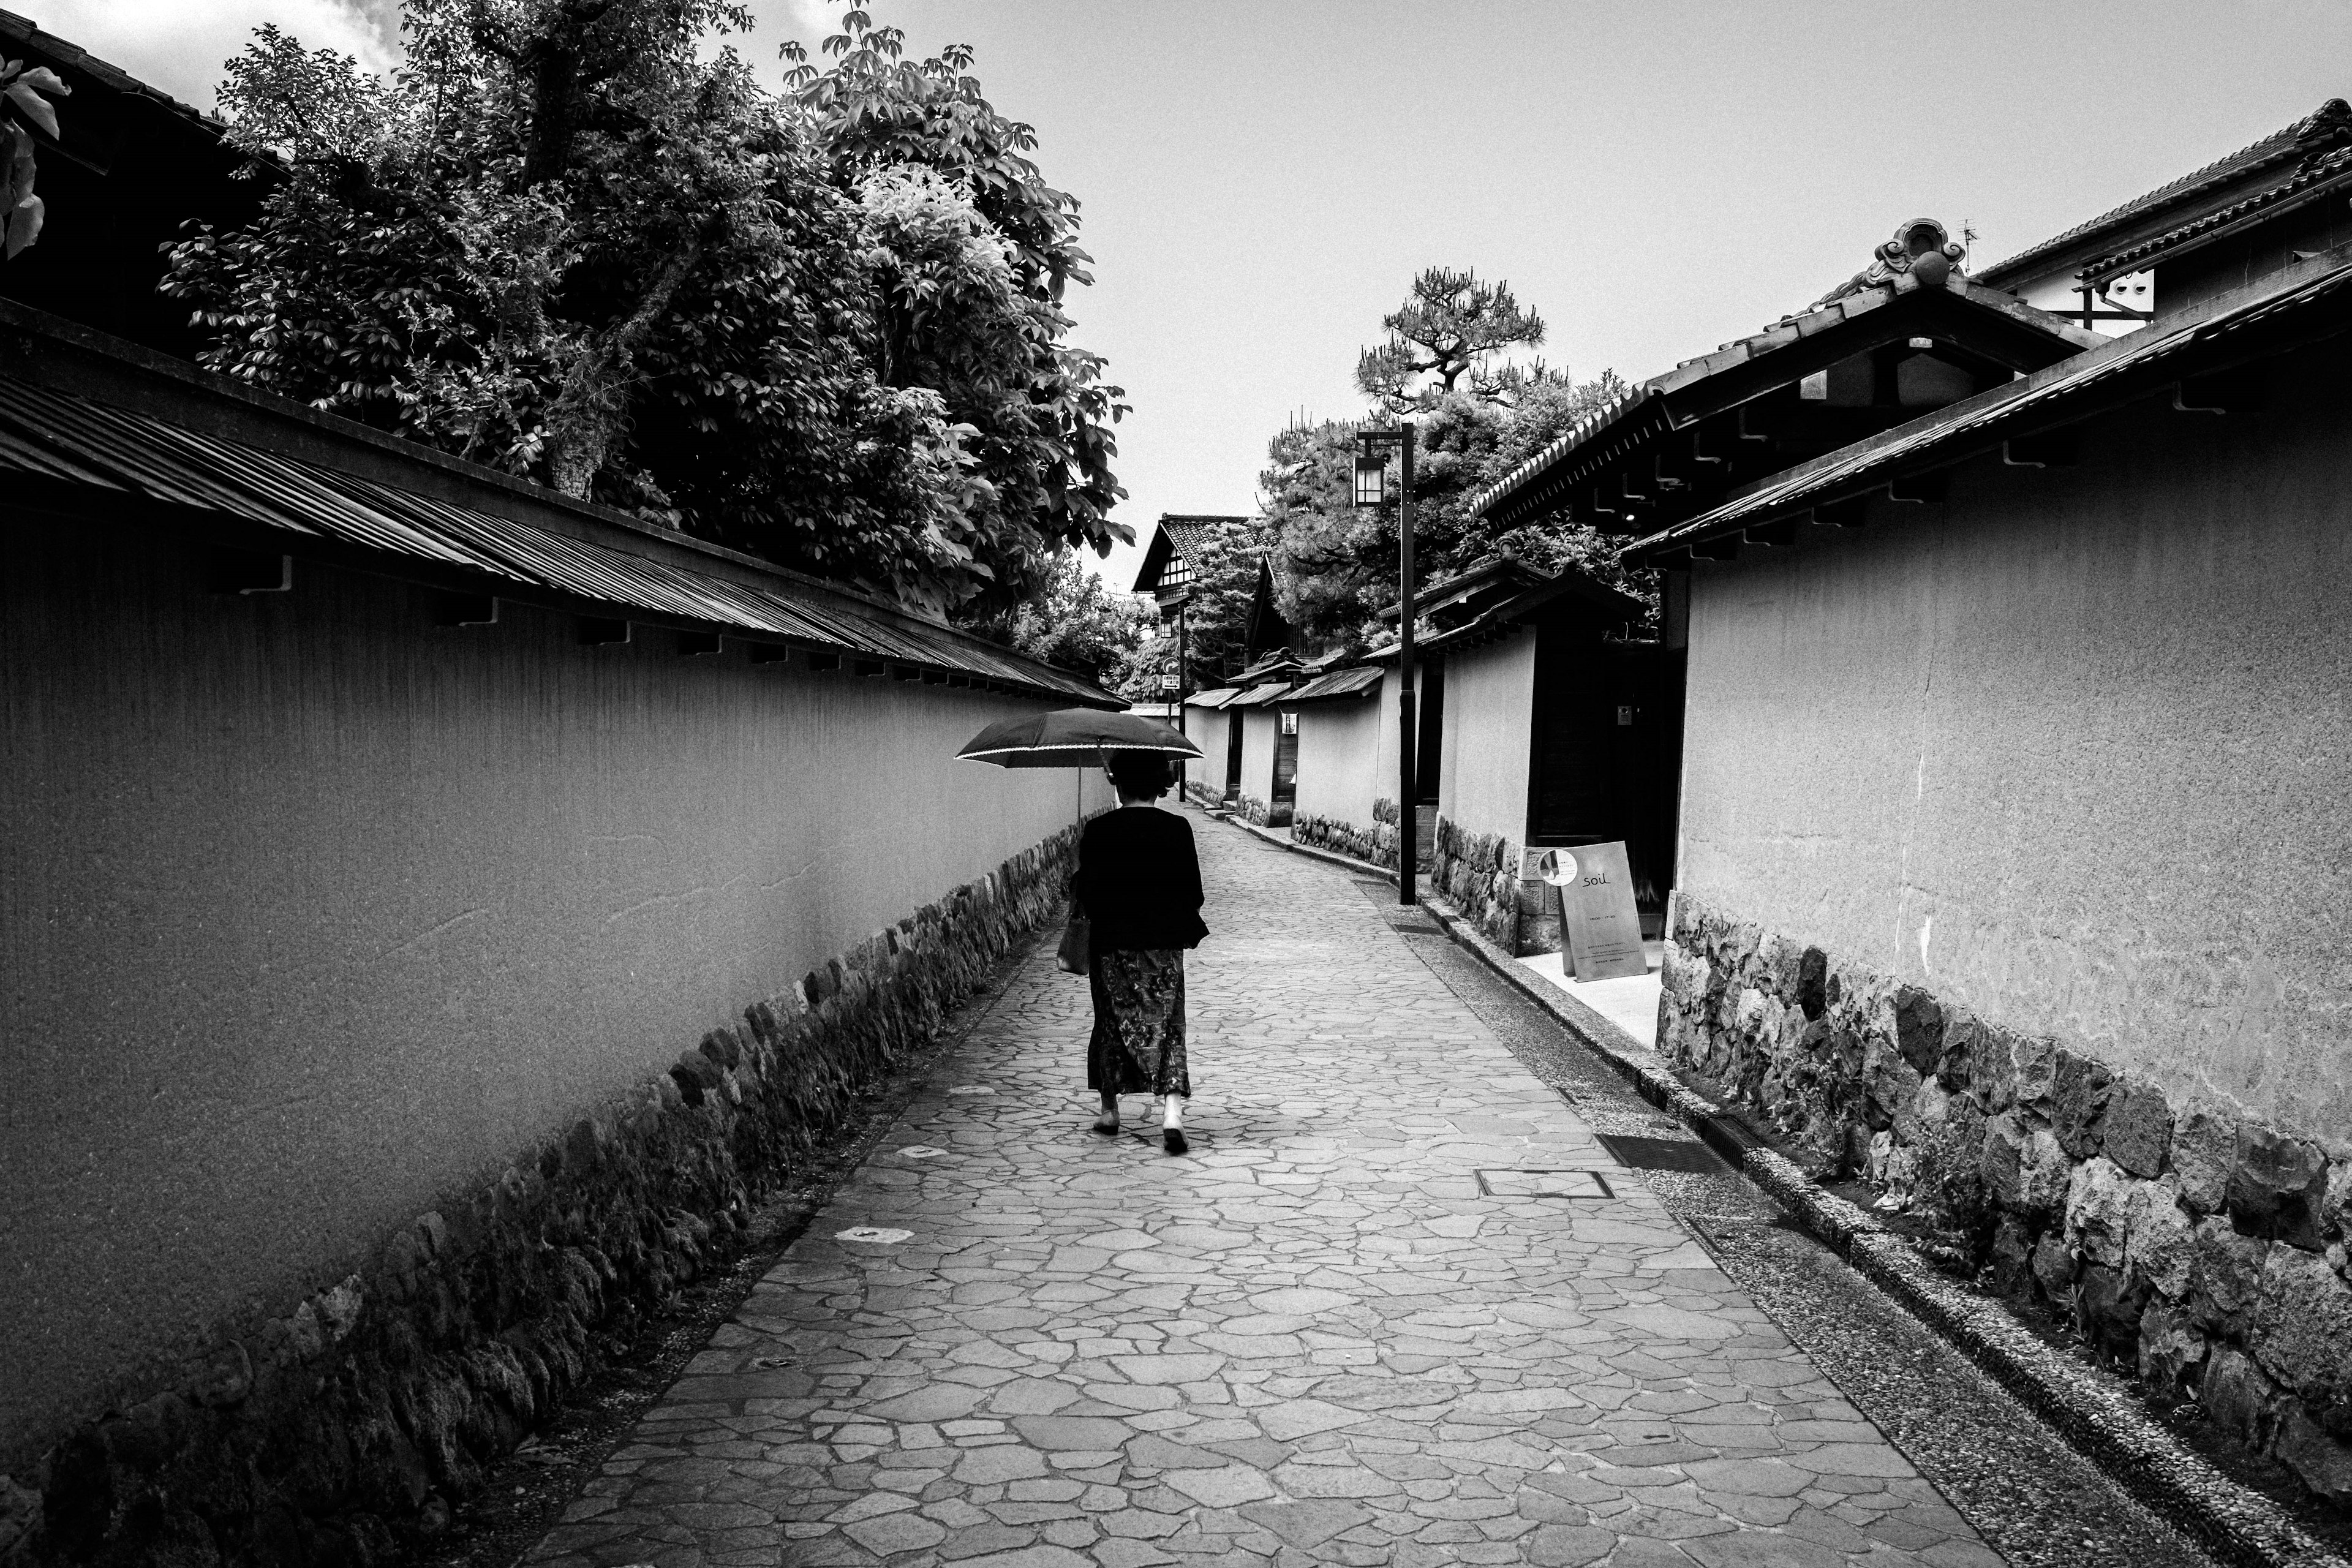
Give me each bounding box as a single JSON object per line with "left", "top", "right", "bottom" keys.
{"left": 1597, "top": 1134, "right": 1727, "bottom": 1174}
{"left": 1475, "top": 1169, "right": 1616, "bottom": 1199}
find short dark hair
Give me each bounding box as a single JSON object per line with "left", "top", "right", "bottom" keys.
{"left": 1105, "top": 750, "right": 1174, "bottom": 798}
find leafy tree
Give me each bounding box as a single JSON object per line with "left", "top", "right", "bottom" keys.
{"left": 0, "top": 57, "right": 70, "bottom": 259}
{"left": 1354, "top": 266, "right": 1548, "bottom": 412}
{"left": 994, "top": 549, "right": 1151, "bottom": 686}
{"left": 1262, "top": 374, "right": 1646, "bottom": 644}
{"left": 164, "top": 1, "right": 1123, "bottom": 620}
{"left": 783, "top": 10, "right": 1129, "bottom": 613}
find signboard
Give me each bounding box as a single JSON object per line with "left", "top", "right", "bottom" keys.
{"left": 1158, "top": 672, "right": 1181, "bottom": 693}
{"left": 1531, "top": 840, "right": 1648, "bottom": 982}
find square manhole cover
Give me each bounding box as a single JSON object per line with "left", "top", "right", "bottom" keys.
{"left": 1597, "top": 1134, "right": 1726, "bottom": 1174}
{"left": 1475, "top": 1169, "right": 1616, "bottom": 1199}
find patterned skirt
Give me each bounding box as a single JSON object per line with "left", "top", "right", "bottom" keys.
{"left": 1087, "top": 949, "right": 1189, "bottom": 1098}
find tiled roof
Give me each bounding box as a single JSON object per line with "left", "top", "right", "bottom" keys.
{"left": 1183, "top": 687, "right": 1243, "bottom": 710}
{"left": 1464, "top": 276, "right": 2090, "bottom": 524}
{"left": 1628, "top": 246, "right": 2352, "bottom": 560}
{"left": 1156, "top": 515, "right": 1243, "bottom": 562}
{"left": 1222, "top": 682, "right": 1295, "bottom": 709}
{"left": 0, "top": 303, "right": 1118, "bottom": 707}
{"left": 1978, "top": 99, "right": 2348, "bottom": 285}
{"left": 2081, "top": 143, "right": 2352, "bottom": 283}
{"left": 1286, "top": 665, "right": 1384, "bottom": 702}
{"left": 1133, "top": 513, "right": 1251, "bottom": 594}
{"left": 0, "top": 9, "right": 227, "bottom": 133}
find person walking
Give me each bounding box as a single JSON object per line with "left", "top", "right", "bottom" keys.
{"left": 1071, "top": 749, "right": 1209, "bottom": 1153}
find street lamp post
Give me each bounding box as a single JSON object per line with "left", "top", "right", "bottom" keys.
{"left": 1355, "top": 421, "right": 1417, "bottom": 905}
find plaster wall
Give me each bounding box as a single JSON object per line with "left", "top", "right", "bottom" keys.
{"left": 1183, "top": 702, "right": 1235, "bottom": 798}
{"left": 1437, "top": 632, "right": 1537, "bottom": 850}
{"left": 1292, "top": 697, "right": 1384, "bottom": 829}
{"left": 1677, "top": 359, "right": 2352, "bottom": 1152}
{"left": 0, "top": 529, "right": 1112, "bottom": 1461}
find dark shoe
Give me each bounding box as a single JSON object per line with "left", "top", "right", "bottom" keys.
{"left": 1092, "top": 1116, "right": 1120, "bottom": 1136}
{"left": 1163, "top": 1127, "right": 1188, "bottom": 1155}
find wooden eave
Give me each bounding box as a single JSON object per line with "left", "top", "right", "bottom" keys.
{"left": 1626, "top": 244, "right": 2352, "bottom": 569}
{"left": 1476, "top": 283, "right": 2098, "bottom": 538}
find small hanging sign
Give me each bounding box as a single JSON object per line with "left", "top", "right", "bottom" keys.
{"left": 1548, "top": 840, "right": 1648, "bottom": 982}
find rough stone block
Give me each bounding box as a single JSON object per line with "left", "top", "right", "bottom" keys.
{"left": 2065, "top": 1156, "right": 2132, "bottom": 1270}
{"left": 2138, "top": 1300, "right": 2207, "bottom": 1400}
{"left": 2189, "top": 1217, "right": 2271, "bottom": 1335}
{"left": 2031, "top": 1229, "right": 2078, "bottom": 1305}
{"left": 2253, "top": 1245, "right": 2352, "bottom": 1412}
{"left": 1991, "top": 1214, "right": 2035, "bottom": 1297}
{"left": 2103, "top": 1079, "right": 2173, "bottom": 1179}
{"left": 2171, "top": 1109, "right": 2234, "bottom": 1215}
{"left": 1893, "top": 986, "right": 1943, "bottom": 1079}
{"left": 2124, "top": 1179, "right": 2196, "bottom": 1299}
{"left": 2275, "top": 1408, "right": 2352, "bottom": 1501}
{"left": 2201, "top": 1346, "right": 2278, "bottom": 1444}
{"left": 1935, "top": 1003, "right": 1981, "bottom": 1093}
{"left": 2077, "top": 1263, "right": 2151, "bottom": 1363}
{"left": 2227, "top": 1125, "right": 2329, "bottom": 1248}
{"left": 1983, "top": 1112, "right": 2068, "bottom": 1221}
{"left": 1796, "top": 947, "right": 1828, "bottom": 1021}
{"left": 2051, "top": 1050, "right": 2114, "bottom": 1160}
{"left": 2008, "top": 1032, "right": 2057, "bottom": 1109}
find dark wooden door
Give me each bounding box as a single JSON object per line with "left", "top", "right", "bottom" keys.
{"left": 1270, "top": 712, "right": 1299, "bottom": 826}
{"left": 1528, "top": 635, "right": 1684, "bottom": 920}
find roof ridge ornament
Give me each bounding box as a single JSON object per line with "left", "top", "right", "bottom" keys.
{"left": 2294, "top": 97, "right": 2352, "bottom": 169}
{"left": 1807, "top": 219, "right": 1969, "bottom": 314}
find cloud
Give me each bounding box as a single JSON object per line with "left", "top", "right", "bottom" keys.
{"left": 29, "top": 0, "right": 401, "bottom": 111}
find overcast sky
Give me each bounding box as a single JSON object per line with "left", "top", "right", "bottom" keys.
{"left": 36, "top": 0, "right": 2352, "bottom": 590}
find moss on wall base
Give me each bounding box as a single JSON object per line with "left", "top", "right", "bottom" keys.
{"left": 1662, "top": 892, "right": 2352, "bottom": 1504}
{"left": 0, "top": 827, "right": 1081, "bottom": 1568}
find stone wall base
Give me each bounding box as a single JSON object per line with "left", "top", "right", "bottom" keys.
{"left": 1, "top": 828, "right": 1082, "bottom": 1567}
{"left": 1293, "top": 804, "right": 1397, "bottom": 870}
{"left": 1433, "top": 815, "right": 1523, "bottom": 952}
{"left": 1661, "top": 892, "right": 2352, "bottom": 1502}
{"left": 1235, "top": 793, "right": 1269, "bottom": 827}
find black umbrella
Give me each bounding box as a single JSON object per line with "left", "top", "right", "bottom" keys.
{"left": 956, "top": 708, "right": 1204, "bottom": 768}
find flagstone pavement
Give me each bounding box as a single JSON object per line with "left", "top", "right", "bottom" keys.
{"left": 522, "top": 809, "right": 2008, "bottom": 1568}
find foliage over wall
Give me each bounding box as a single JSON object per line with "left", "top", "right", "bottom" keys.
{"left": 164, "top": 3, "right": 1126, "bottom": 620}
{"left": 988, "top": 551, "right": 1152, "bottom": 691}
{"left": 1259, "top": 374, "right": 1644, "bottom": 644}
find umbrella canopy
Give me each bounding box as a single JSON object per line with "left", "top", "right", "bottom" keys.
{"left": 957, "top": 709, "right": 1205, "bottom": 768}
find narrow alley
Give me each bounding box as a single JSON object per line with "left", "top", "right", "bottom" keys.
{"left": 521, "top": 815, "right": 2021, "bottom": 1568}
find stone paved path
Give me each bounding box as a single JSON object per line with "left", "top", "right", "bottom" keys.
{"left": 524, "top": 810, "right": 2007, "bottom": 1568}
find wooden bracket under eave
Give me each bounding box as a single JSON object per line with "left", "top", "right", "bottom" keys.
{"left": 2174, "top": 369, "right": 2267, "bottom": 415}
{"left": 2003, "top": 431, "right": 2080, "bottom": 467}
{"left": 431, "top": 591, "right": 499, "bottom": 627}
{"left": 204, "top": 548, "right": 293, "bottom": 595}
{"left": 676, "top": 629, "right": 722, "bottom": 656}
{"left": 1885, "top": 473, "right": 1948, "bottom": 504}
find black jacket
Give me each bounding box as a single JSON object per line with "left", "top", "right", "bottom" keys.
{"left": 1071, "top": 806, "right": 1208, "bottom": 952}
